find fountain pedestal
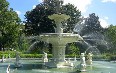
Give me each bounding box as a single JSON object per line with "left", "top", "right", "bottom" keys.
{"left": 52, "top": 45, "right": 65, "bottom": 62}
{"left": 45, "top": 44, "right": 74, "bottom": 68}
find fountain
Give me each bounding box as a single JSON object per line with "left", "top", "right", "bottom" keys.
{"left": 37, "top": 1, "right": 83, "bottom": 68}
{"left": 39, "top": 15, "right": 83, "bottom": 68}
{"left": 0, "top": 1, "right": 116, "bottom": 73}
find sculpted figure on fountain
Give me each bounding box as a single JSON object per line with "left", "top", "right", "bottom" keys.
{"left": 79, "top": 53, "right": 86, "bottom": 72}
{"left": 86, "top": 52, "right": 93, "bottom": 65}
{"left": 42, "top": 51, "right": 48, "bottom": 62}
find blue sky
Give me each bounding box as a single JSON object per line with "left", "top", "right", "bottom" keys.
{"left": 7, "top": 0, "right": 116, "bottom": 28}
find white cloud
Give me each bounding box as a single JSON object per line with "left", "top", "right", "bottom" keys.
{"left": 99, "top": 19, "right": 109, "bottom": 28}
{"left": 37, "top": 0, "right": 92, "bottom": 13}
{"left": 63, "top": 0, "right": 92, "bottom": 13}
{"left": 104, "top": 16, "right": 109, "bottom": 20}
{"left": 15, "top": 10, "right": 21, "bottom": 16}
{"left": 102, "top": 0, "right": 116, "bottom": 3}
{"left": 33, "top": 5, "right": 36, "bottom": 9}
{"left": 38, "top": 0, "right": 43, "bottom": 3}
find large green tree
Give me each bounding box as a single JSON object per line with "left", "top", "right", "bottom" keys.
{"left": 24, "top": 0, "right": 81, "bottom": 35}
{"left": 0, "top": 0, "right": 21, "bottom": 51}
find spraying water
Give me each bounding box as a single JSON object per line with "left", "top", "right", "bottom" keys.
{"left": 73, "top": 16, "right": 109, "bottom": 54}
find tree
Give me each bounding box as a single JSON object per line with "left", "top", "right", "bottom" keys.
{"left": 24, "top": 0, "right": 81, "bottom": 35}
{"left": 77, "top": 13, "right": 103, "bottom": 36}
{"left": 61, "top": 3, "right": 81, "bottom": 33}
{"left": 0, "top": 0, "right": 21, "bottom": 51}
{"left": 69, "top": 43, "right": 80, "bottom": 56}
{"left": 65, "top": 43, "right": 80, "bottom": 57}
{"left": 105, "top": 25, "right": 116, "bottom": 53}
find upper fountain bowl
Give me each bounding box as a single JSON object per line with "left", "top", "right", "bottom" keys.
{"left": 39, "top": 33, "right": 83, "bottom": 46}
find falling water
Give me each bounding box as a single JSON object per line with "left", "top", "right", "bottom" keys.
{"left": 82, "top": 40, "right": 101, "bottom": 55}
{"left": 28, "top": 41, "right": 40, "bottom": 51}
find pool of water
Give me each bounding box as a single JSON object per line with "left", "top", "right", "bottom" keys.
{"left": 0, "top": 59, "right": 116, "bottom": 73}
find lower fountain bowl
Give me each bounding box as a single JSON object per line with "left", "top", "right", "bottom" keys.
{"left": 0, "top": 59, "right": 116, "bottom": 73}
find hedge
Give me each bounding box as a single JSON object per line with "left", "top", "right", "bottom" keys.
{"left": 1, "top": 51, "right": 115, "bottom": 61}
{"left": 0, "top": 51, "right": 52, "bottom": 58}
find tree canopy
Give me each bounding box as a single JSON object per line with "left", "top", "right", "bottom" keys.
{"left": 105, "top": 25, "right": 116, "bottom": 53}
{"left": 24, "top": 0, "right": 81, "bottom": 35}
{"left": 0, "top": 0, "right": 21, "bottom": 51}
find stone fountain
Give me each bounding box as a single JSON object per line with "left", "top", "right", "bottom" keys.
{"left": 38, "top": 0, "right": 83, "bottom": 68}
{"left": 39, "top": 14, "right": 83, "bottom": 68}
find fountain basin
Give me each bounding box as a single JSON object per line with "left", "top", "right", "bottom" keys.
{"left": 39, "top": 33, "right": 83, "bottom": 45}
{"left": 0, "top": 59, "right": 116, "bottom": 73}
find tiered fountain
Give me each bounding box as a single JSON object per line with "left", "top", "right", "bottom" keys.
{"left": 0, "top": 0, "right": 116, "bottom": 73}
{"left": 38, "top": 0, "right": 83, "bottom": 68}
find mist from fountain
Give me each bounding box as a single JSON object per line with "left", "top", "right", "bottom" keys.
{"left": 83, "top": 33, "right": 108, "bottom": 55}
{"left": 85, "top": 46, "right": 100, "bottom": 55}
{"left": 28, "top": 41, "right": 40, "bottom": 52}
{"left": 73, "top": 17, "right": 109, "bottom": 55}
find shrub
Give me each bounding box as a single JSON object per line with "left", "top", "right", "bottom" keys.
{"left": 0, "top": 51, "right": 52, "bottom": 58}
